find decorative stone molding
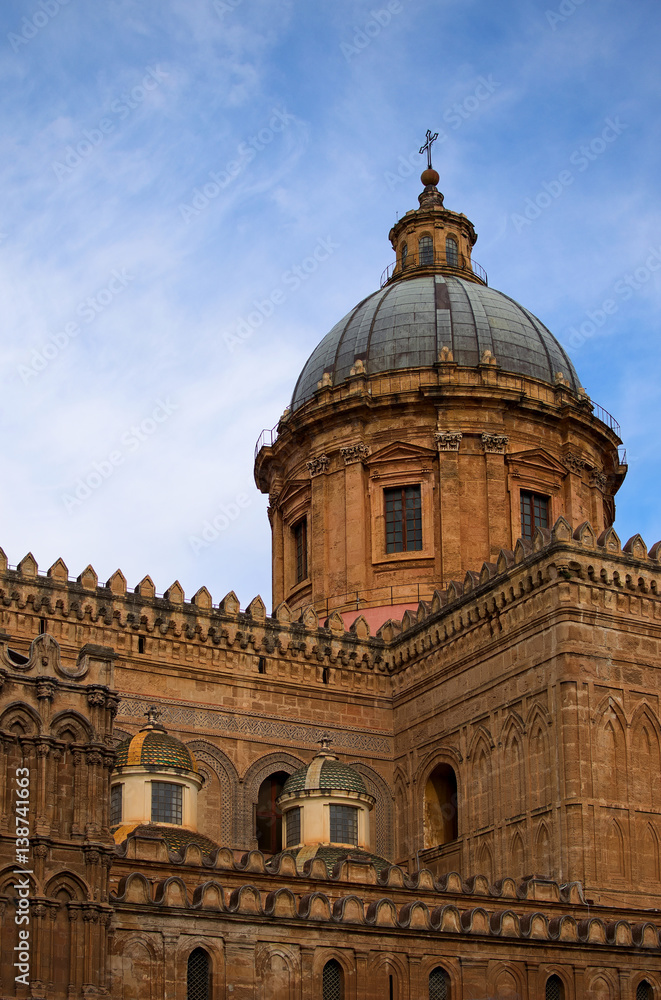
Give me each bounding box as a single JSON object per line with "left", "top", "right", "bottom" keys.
{"left": 437, "top": 345, "right": 454, "bottom": 363}
{"left": 482, "top": 433, "right": 509, "bottom": 455}
{"left": 340, "top": 443, "right": 371, "bottom": 465}
{"left": 435, "top": 431, "right": 463, "bottom": 453}
{"left": 589, "top": 469, "right": 608, "bottom": 490}
{"left": 480, "top": 348, "right": 497, "bottom": 366}
{"left": 316, "top": 371, "right": 333, "bottom": 389}
{"left": 306, "top": 454, "right": 329, "bottom": 477}
{"left": 349, "top": 359, "right": 366, "bottom": 376}
{"left": 564, "top": 453, "right": 585, "bottom": 475}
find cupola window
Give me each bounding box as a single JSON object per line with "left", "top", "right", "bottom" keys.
{"left": 445, "top": 236, "right": 459, "bottom": 266}
{"left": 110, "top": 784, "right": 122, "bottom": 826}
{"left": 329, "top": 804, "right": 358, "bottom": 845}
{"left": 419, "top": 235, "right": 433, "bottom": 266}
{"left": 293, "top": 517, "right": 308, "bottom": 583}
{"left": 385, "top": 485, "right": 422, "bottom": 552}
{"left": 285, "top": 806, "right": 301, "bottom": 847}
{"left": 151, "top": 781, "right": 183, "bottom": 825}
{"left": 401, "top": 242, "right": 408, "bottom": 268}
{"left": 520, "top": 490, "right": 549, "bottom": 541}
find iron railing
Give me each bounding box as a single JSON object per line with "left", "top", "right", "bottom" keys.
{"left": 380, "top": 251, "right": 487, "bottom": 287}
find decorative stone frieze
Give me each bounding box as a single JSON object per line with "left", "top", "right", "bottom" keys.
{"left": 589, "top": 469, "right": 608, "bottom": 490}
{"left": 481, "top": 433, "right": 509, "bottom": 455}
{"left": 306, "top": 454, "right": 329, "bottom": 477}
{"left": 340, "top": 443, "right": 371, "bottom": 465}
{"left": 435, "top": 431, "right": 463, "bottom": 452}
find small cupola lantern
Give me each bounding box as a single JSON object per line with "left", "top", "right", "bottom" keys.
{"left": 110, "top": 707, "right": 203, "bottom": 837}
{"left": 276, "top": 736, "right": 376, "bottom": 861}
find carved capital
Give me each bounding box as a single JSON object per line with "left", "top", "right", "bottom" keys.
{"left": 306, "top": 454, "right": 329, "bottom": 477}
{"left": 84, "top": 848, "right": 101, "bottom": 865}
{"left": 72, "top": 751, "right": 83, "bottom": 767}
{"left": 86, "top": 752, "right": 102, "bottom": 767}
{"left": 37, "top": 680, "right": 57, "bottom": 701}
{"left": 0, "top": 668, "right": 7, "bottom": 691}
{"left": 87, "top": 687, "right": 107, "bottom": 708}
{"left": 589, "top": 468, "right": 608, "bottom": 490}
{"left": 481, "top": 433, "right": 509, "bottom": 455}
{"left": 564, "top": 452, "right": 585, "bottom": 475}
{"left": 105, "top": 694, "right": 120, "bottom": 717}
{"left": 36, "top": 743, "right": 50, "bottom": 758}
{"left": 340, "top": 442, "right": 371, "bottom": 465}
{"left": 435, "top": 431, "right": 463, "bottom": 452}
{"left": 33, "top": 843, "right": 49, "bottom": 859}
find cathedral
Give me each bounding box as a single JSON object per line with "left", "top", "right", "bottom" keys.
{"left": 1, "top": 146, "right": 660, "bottom": 999}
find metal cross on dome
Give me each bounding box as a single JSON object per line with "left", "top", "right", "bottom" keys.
{"left": 419, "top": 129, "right": 439, "bottom": 169}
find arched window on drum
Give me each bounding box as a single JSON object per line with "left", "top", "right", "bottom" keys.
{"left": 418, "top": 235, "right": 433, "bottom": 266}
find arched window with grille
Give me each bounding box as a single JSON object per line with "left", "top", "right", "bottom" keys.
{"left": 546, "top": 974, "right": 565, "bottom": 1000}
{"left": 636, "top": 982, "right": 653, "bottom": 1000}
{"left": 429, "top": 966, "right": 450, "bottom": 1000}
{"left": 323, "top": 959, "right": 343, "bottom": 1000}
{"left": 419, "top": 235, "right": 433, "bottom": 266}
{"left": 187, "top": 948, "right": 210, "bottom": 1000}
{"left": 445, "top": 236, "right": 459, "bottom": 266}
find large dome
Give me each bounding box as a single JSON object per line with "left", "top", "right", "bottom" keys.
{"left": 291, "top": 274, "right": 580, "bottom": 410}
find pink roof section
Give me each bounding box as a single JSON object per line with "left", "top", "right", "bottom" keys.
{"left": 338, "top": 604, "right": 418, "bottom": 633}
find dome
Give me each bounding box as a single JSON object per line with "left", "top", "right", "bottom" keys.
{"left": 282, "top": 756, "right": 368, "bottom": 796}
{"left": 115, "top": 727, "right": 197, "bottom": 773}
{"left": 291, "top": 274, "right": 581, "bottom": 410}
{"left": 273, "top": 845, "right": 390, "bottom": 877}
{"left": 113, "top": 823, "right": 219, "bottom": 856}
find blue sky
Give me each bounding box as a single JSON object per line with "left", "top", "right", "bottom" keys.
{"left": 1, "top": 0, "right": 659, "bottom": 609}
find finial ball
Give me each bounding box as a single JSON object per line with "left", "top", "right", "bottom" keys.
{"left": 421, "top": 168, "right": 440, "bottom": 187}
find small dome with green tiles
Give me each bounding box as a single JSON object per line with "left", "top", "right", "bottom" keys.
{"left": 114, "top": 709, "right": 198, "bottom": 774}
{"left": 280, "top": 737, "right": 369, "bottom": 798}
{"left": 274, "top": 845, "right": 390, "bottom": 877}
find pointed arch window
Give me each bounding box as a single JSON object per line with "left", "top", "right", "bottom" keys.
{"left": 636, "top": 982, "right": 653, "bottom": 1000}
{"left": 429, "top": 966, "right": 450, "bottom": 1000}
{"left": 546, "top": 975, "right": 565, "bottom": 1000}
{"left": 419, "top": 235, "right": 433, "bottom": 266}
{"left": 323, "top": 959, "right": 344, "bottom": 1000}
{"left": 445, "top": 236, "right": 459, "bottom": 266}
{"left": 187, "top": 948, "right": 210, "bottom": 1000}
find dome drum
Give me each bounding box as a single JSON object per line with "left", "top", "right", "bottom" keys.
{"left": 255, "top": 174, "right": 625, "bottom": 623}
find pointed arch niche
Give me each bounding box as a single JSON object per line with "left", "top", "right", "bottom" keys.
{"left": 423, "top": 763, "right": 458, "bottom": 847}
